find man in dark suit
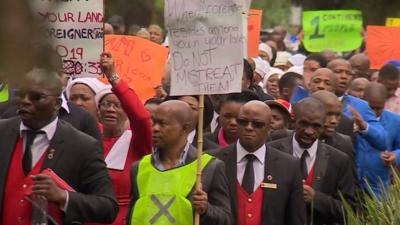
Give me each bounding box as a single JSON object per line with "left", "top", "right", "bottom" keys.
{"left": 211, "top": 100, "right": 306, "bottom": 225}
{"left": 312, "top": 91, "right": 356, "bottom": 171}
{"left": 0, "top": 68, "right": 118, "bottom": 224}
{"left": 127, "top": 100, "right": 231, "bottom": 225}
{"left": 268, "top": 97, "right": 356, "bottom": 225}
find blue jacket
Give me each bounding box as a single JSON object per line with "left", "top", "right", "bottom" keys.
{"left": 342, "top": 95, "right": 387, "bottom": 150}
{"left": 290, "top": 85, "right": 310, "bottom": 104}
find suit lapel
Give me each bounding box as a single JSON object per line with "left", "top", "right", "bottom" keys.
{"left": 223, "top": 145, "right": 238, "bottom": 218}
{"left": 312, "top": 142, "right": 329, "bottom": 191}
{"left": 41, "top": 121, "right": 66, "bottom": 170}
{"left": 278, "top": 136, "right": 294, "bottom": 155}
{"left": 261, "top": 147, "right": 279, "bottom": 223}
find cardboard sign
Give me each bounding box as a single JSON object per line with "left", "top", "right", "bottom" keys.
{"left": 303, "top": 10, "right": 363, "bottom": 52}
{"left": 366, "top": 26, "right": 400, "bottom": 69}
{"left": 104, "top": 35, "right": 169, "bottom": 101}
{"left": 386, "top": 18, "right": 400, "bottom": 27}
{"left": 248, "top": 9, "right": 263, "bottom": 58}
{"left": 165, "top": 0, "right": 245, "bottom": 95}
{"left": 31, "top": 0, "right": 103, "bottom": 78}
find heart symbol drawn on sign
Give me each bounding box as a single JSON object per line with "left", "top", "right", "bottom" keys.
{"left": 141, "top": 50, "right": 151, "bottom": 62}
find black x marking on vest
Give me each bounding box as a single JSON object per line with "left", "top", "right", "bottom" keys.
{"left": 149, "top": 195, "right": 176, "bottom": 224}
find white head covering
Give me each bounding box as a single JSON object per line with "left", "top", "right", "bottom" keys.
{"left": 287, "top": 65, "right": 304, "bottom": 76}
{"left": 253, "top": 57, "right": 270, "bottom": 79}
{"left": 258, "top": 43, "right": 273, "bottom": 62}
{"left": 288, "top": 54, "right": 307, "bottom": 67}
{"left": 95, "top": 85, "right": 113, "bottom": 109}
{"left": 263, "top": 67, "right": 284, "bottom": 92}
{"left": 274, "top": 51, "right": 292, "bottom": 67}
{"left": 66, "top": 77, "right": 108, "bottom": 99}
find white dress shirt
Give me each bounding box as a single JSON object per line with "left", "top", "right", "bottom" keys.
{"left": 20, "top": 117, "right": 69, "bottom": 211}
{"left": 292, "top": 135, "right": 318, "bottom": 173}
{"left": 20, "top": 118, "right": 58, "bottom": 167}
{"left": 187, "top": 129, "right": 196, "bottom": 144}
{"left": 236, "top": 141, "right": 266, "bottom": 192}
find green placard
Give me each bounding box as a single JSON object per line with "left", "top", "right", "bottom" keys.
{"left": 303, "top": 10, "right": 363, "bottom": 52}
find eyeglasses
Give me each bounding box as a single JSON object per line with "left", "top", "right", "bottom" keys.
{"left": 236, "top": 118, "right": 267, "bottom": 129}
{"left": 14, "top": 90, "right": 59, "bottom": 102}
{"left": 100, "top": 101, "right": 122, "bottom": 109}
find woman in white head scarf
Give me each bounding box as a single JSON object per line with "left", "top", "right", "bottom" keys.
{"left": 263, "top": 67, "right": 284, "bottom": 99}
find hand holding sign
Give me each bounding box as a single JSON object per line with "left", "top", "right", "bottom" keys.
{"left": 103, "top": 35, "right": 168, "bottom": 102}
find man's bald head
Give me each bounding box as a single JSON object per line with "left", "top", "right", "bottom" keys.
{"left": 349, "top": 53, "right": 370, "bottom": 79}
{"left": 348, "top": 77, "right": 370, "bottom": 99}
{"left": 294, "top": 97, "right": 326, "bottom": 120}
{"left": 311, "top": 90, "right": 340, "bottom": 106}
{"left": 237, "top": 100, "right": 271, "bottom": 152}
{"left": 327, "top": 58, "right": 351, "bottom": 70}
{"left": 364, "top": 83, "right": 387, "bottom": 103}
{"left": 309, "top": 68, "right": 337, "bottom": 93}
{"left": 363, "top": 82, "right": 387, "bottom": 117}
{"left": 158, "top": 100, "right": 192, "bottom": 127}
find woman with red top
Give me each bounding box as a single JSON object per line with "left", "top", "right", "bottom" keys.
{"left": 89, "top": 52, "right": 152, "bottom": 225}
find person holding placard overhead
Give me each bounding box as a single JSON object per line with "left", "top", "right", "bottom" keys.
{"left": 90, "top": 52, "right": 153, "bottom": 225}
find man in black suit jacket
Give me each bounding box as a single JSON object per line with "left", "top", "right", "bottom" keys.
{"left": 211, "top": 100, "right": 305, "bottom": 225}
{"left": 268, "top": 97, "right": 356, "bottom": 225}
{"left": 336, "top": 114, "right": 354, "bottom": 141}
{"left": 0, "top": 68, "right": 117, "bottom": 224}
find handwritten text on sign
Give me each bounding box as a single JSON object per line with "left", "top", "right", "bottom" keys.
{"left": 104, "top": 35, "right": 169, "bottom": 102}
{"left": 165, "top": 0, "right": 244, "bottom": 95}
{"left": 303, "top": 10, "right": 363, "bottom": 52}
{"left": 31, "top": 0, "right": 103, "bottom": 78}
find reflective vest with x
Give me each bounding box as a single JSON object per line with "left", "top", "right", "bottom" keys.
{"left": 130, "top": 154, "right": 213, "bottom": 225}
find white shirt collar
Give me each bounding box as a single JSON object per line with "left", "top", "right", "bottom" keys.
{"left": 20, "top": 117, "right": 58, "bottom": 141}
{"left": 187, "top": 129, "right": 196, "bottom": 143}
{"left": 61, "top": 94, "right": 70, "bottom": 114}
{"left": 292, "top": 134, "right": 318, "bottom": 158}
{"left": 153, "top": 141, "right": 191, "bottom": 170}
{"left": 236, "top": 141, "right": 266, "bottom": 165}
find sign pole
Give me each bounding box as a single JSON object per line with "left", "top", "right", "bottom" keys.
{"left": 194, "top": 94, "right": 204, "bottom": 225}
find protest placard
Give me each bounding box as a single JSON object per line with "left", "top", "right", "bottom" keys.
{"left": 30, "top": 0, "right": 103, "bottom": 78}
{"left": 366, "top": 26, "right": 400, "bottom": 69}
{"left": 303, "top": 10, "right": 363, "bottom": 52}
{"left": 103, "top": 35, "right": 169, "bottom": 102}
{"left": 248, "top": 9, "right": 263, "bottom": 58}
{"left": 165, "top": 0, "right": 245, "bottom": 96}
{"left": 385, "top": 18, "right": 400, "bottom": 27}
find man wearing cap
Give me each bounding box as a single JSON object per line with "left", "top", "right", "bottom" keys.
{"left": 211, "top": 100, "right": 306, "bottom": 225}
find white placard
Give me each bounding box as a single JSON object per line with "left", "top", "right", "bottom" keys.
{"left": 165, "top": 0, "right": 245, "bottom": 95}
{"left": 31, "top": 0, "right": 103, "bottom": 78}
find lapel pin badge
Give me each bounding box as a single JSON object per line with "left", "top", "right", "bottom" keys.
{"left": 267, "top": 175, "right": 273, "bottom": 181}
{"left": 47, "top": 149, "right": 55, "bottom": 160}
{"left": 315, "top": 176, "right": 321, "bottom": 181}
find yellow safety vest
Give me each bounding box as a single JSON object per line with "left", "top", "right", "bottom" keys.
{"left": 130, "top": 154, "right": 213, "bottom": 225}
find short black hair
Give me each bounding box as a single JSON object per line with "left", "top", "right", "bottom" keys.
{"left": 379, "top": 64, "right": 399, "bottom": 81}
{"left": 279, "top": 72, "right": 301, "bottom": 94}
{"left": 144, "top": 97, "right": 163, "bottom": 105}
{"left": 305, "top": 53, "right": 328, "bottom": 68}
{"left": 243, "top": 58, "right": 254, "bottom": 82}
{"left": 269, "top": 105, "right": 291, "bottom": 126}
{"left": 221, "top": 90, "right": 260, "bottom": 108}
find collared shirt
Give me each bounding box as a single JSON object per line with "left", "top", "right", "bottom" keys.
{"left": 153, "top": 141, "right": 191, "bottom": 171}
{"left": 20, "top": 117, "right": 69, "bottom": 211}
{"left": 236, "top": 141, "right": 266, "bottom": 192}
{"left": 61, "top": 94, "right": 70, "bottom": 114}
{"left": 292, "top": 135, "right": 318, "bottom": 173}
{"left": 187, "top": 130, "right": 196, "bottom": 144}
{"left": 20, "top": 118, "right": 58, "bottom": 167}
